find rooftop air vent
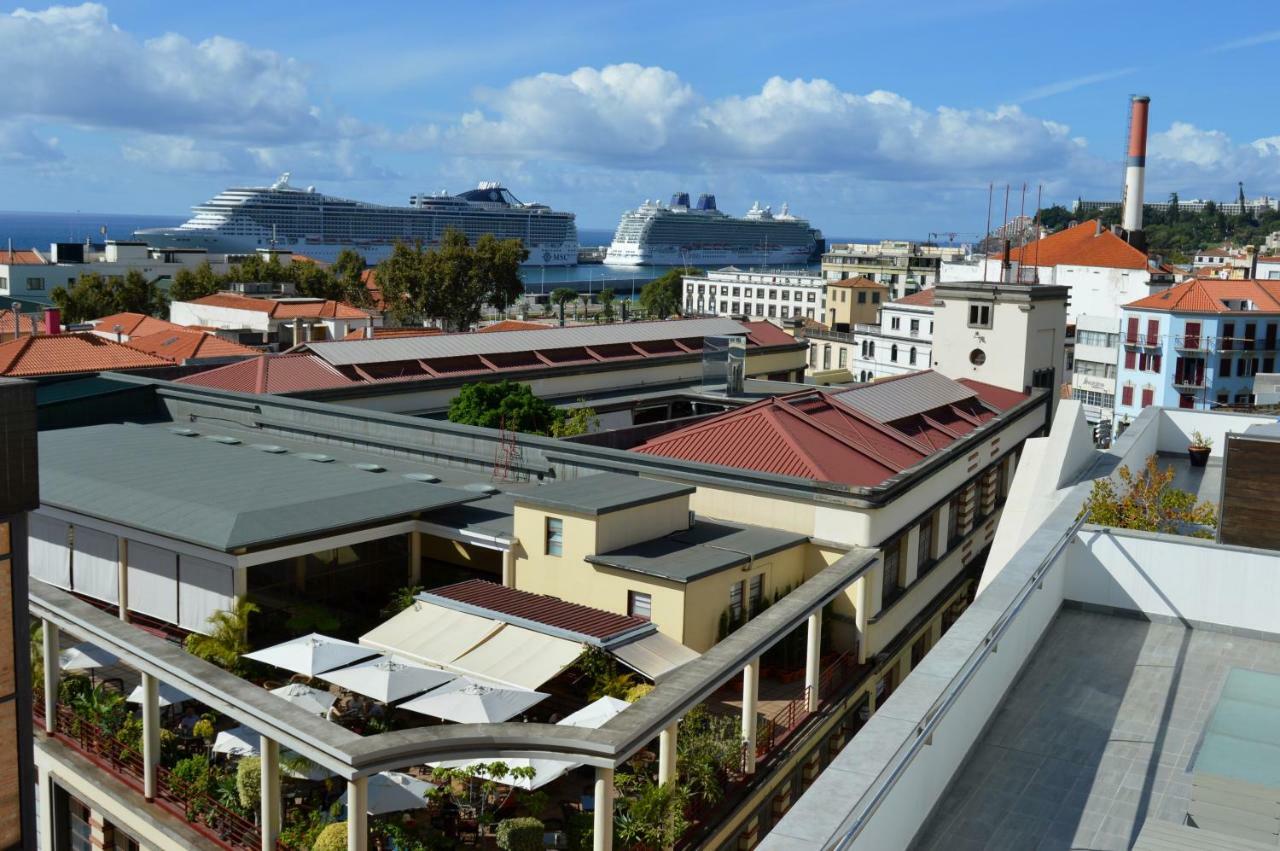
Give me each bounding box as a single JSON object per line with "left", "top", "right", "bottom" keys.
{"left": 251, "top": 444, "right": 288, "bottom": 454}
{"left": 168, "top": 427, "right": 199, "bottom": 437}
{"left": 296, "top": 452, "right": 334, "bottom": 463}
{"left": 464, "top": 483, "right": 499, "bottom": 494}
{"left": 205, "top": 435, "right": 242, "bottom": 445}
{"left": 350, "top": 463, "right": 385, "bottom": 473}
{"left": 402, "top": 473, "right": 442, "bottom": 484}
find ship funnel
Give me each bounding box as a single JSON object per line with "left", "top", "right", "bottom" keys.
{"left": 670, "top": 192, "right": 690, "bottom": 208}
{"left": 1122, "top": 96, "right": 1150, "bottom": 239}
{"left": 696, "top": 194, "right": 717, "bottom": 211}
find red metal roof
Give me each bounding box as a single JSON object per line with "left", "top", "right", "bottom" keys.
{"left": 1125, "top": 278, "right": 1280, "bottom": 314}
{"left": 0, "top": 332, "right": 171, "bottom": 377}
{"left": 175, "top": 353, "right": 354, "bottom": 394}
{"left": 827, "top": 276, "right": 887, "bottom": 289}
{"left": 428, "top": 579, "right": 649, "bottom": 641}
{"left": 125, "top": 330, "right": 261, "bottom": 363}
{"left": 739, "top": 320, "right": 797, "bottom": 347}
{"left": 342, "top": 326, "right": 443, "bottom": 340}
{"left": 992, "top": 220, "right": 1148, "bottom": 270}
{"left": 479, "top": 320, "right": 554, "bottom": 333}
{"left": 185, "top": 293, "right": 370, "bottom": 319}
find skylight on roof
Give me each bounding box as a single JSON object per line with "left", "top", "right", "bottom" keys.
{"left": 250, "top": 444, "right": 287, "bottom": 454}
{"left": 403, "top": 473, "right": 441, "bottom": 483}
{"left": 205, "top": 435, "right": 241, "bottom": 445}
{"left": 295, "top": 452, "right": 334, "bottom": 463}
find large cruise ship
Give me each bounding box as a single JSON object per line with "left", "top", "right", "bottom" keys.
{"left": 135, "top": 175, "right": 579, "bottom": 266}
{"left": 604, "top": 193, "right": 822, "bottom": 266}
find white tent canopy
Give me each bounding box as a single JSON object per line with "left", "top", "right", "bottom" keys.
{"left": 321, "top": 654, "right": 455, "bottom": 704}
{"left": 243, "top": 633, "right": 376, "bottom": 677}
{"left": 338, "top": 771, "right": 435, "bottom": 815}
{"left": 399, "top": 676, "right": 547, "bottom": 724}
{"left": 430, "top": 696, "right": 630, "bottom": 791}
{"left": 58, "top": 642, "right": 118, "bottom": 673}
{"left": 126, "top": 682, "right": 191, "bottom": 707}
{"left": 269, "top": 683, "right": 336, "bottom": 717}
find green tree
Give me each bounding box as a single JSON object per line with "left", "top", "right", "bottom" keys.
{"left": 1167, "top": 192, "right": 1180, "bottom": 222}
{"left": 639, "top": 268, "right": 693, "bottom": 318}
{"left": 429, "top": 763, "right": 537, "bottom": 827}
{"left": 496, "top": 818, "right": 545, "bottom": 851}
{"left": 551, "top": 404, "right": 599, "bottom": 438}
{"left": 613, "top": 776, "right": 688, "bottom": 850}
{"left": 236, "top": 756, "right": 262, "bottom": 812}
{"left": 51, "top": 270, "right": 166, "bottom": 323}
{"left": 551, "top": 287, "right": 577, "bottom": 326}
{"left": 184, "top": 599, "right": 260, "bottom": 673}
{"left": 472, "top": 232, "right": 526, "bottom": 317}
{"left": 1035, "top": 205, "right": 1075, "bottom": 232}
{"left": 447, "top": 379, "right": 563, "bottom": 435}
{"left": 330, "top": 249, "right": 371, "bottom": 307}
{"left": 375, "top": 240, "right": 430, "bottom": 325}
{"left": 169, "top": 261, "right": 222, "bottom": 303}
{"left": 312, "top": 822, "right": 347, "bottom": 851}
{"left": 597, "top": 287, "right": 617, "bottom": 323}
{"left": 1079, "top": 455, "right": 1217, "bottom": 538}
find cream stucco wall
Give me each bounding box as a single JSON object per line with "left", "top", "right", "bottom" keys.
{"left": 688, "top": 486, "right": 819, "bottom": 537}
{"left": 594, "top": 496, "right": 689, "bottom": 553}
{"left": 678, "top": 543, "right": 808, "bottom": 652}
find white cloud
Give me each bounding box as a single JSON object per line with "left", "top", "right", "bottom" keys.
{"left": 1206, "top": 29, "right": 1280, "bottom": 53}
{"left": 1148, "top": 122, "right": 1280, "bottom": 198}
{"left": 432, "top": 64, "right": 1088, "bottom": 184}
{"left": 122, "top": 135, "right": 239, "bottom": 173}
{"left": 1017, "top": 68, "right": 1136, "bottom": 103}
{"left": 0, "top": 121, "right": 63, "bottom": 164}
{"left": 0, "top": 3, "right": 322, "bottom": 142}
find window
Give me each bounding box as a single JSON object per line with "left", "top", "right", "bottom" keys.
{"left": 767, "top": 304, "right": 776, "bottom": 317}
{"left": 1237, "top": 358, "right": 1247, "bottom": 377}
{"left": 732, "top": 287, "right": 740, "bottom": 297}
{"left": 769, "top": 289, "right": 778, "bottom": 299}
{"left": 729, "top": 580, "right": 744, "bottom": 621}
{"left": 1126, "top": 317, "right": 1139, "bottom": 344}
{"left": 969, "top": 348, "right": 986, "bottom": 365}
{"left": 70, "top": 797, "right": 92, "bottom": 851}
{"left": 26, "top": 276, "right": 44, "bottom": 291}
{"left": 1184, "top": 322, "right": 1201, "bottom": 349}
{"left": 1124, "top": 349, "right": 1136, "bottom": 369}
{"left": 731, "top": 301, "right": 740, "bottom": 313}
{"left": 545, "top": 517, "right": 563, "bottom": 556}
{"left": 749, "top": 573, "right": 764, "bottom": 614}
{"left": 918, "top": 513, "right": 935, "bottom": 571}
{"left": 781, "top": 306, "right": 790, "bottom": 318}
{"left": 838, "top": 348, "right": 848, "bottom": 368}
{"left": 1076, "top": 330, "right": 1119, "bottom": 348}
{"left": 910, "top": 318, "right": 920, "bottom": 335}
{"left": 890, "top": 316, "right": 900, "bottom": 330}
{"left": 781, "top": 290, "right": 790, "bottom": 301}
{"left": 807, "top": 292, "right": 816, "bottom": 302}
{"left": 890, "top": 344, "right": 898, "bottom": 362}
{"left": 872, "top": 292, "right": 881, "bottom": 304}
{"left": 1223, "top": 322, "right": 1235, "bottom": 350}
{"left": 1071, "top": 388, "right": 1117, "bottom": 408}
{"left": 947, "top": 492, "right": 962, "bottom": 547}
{"left": 1121, "top": 385, "right": 1134, "bottom": 406}
{"left": 756, "top": 288, "right": 765, "bottom": 299}
{"left": 809, "top": 345, "right": 817, "bottom": 368}
{"left": 841, "top": 290, "right": 847, "bottom": 303}
{"left": 628, "top": 591, "right": 652, "bottom": 620}
{"left": 1140, "top": 387, "right": 1154, "bottom": 407}
{"left": 868, "top": 341, "right": 875, "bottom": 358}
{"left": 823, "top": 344, "right": 831, "bottom": 369}
{"left": 1075, "top": 360, "right": 1117, "bottom": 379}
{"left": 860, "top": 340, "right": 869, "bottom": 358}
{"left": 968, "top": 304, "right": 992, "bottom": 328}
{"left": 0, "top": 275, "right": 7, "bottom": 290}
{"left": 1147, "top": 319, "right": 1160, "bottom": 343}
{"left": 881, "top": 537, "right": 903, "bottom": 607}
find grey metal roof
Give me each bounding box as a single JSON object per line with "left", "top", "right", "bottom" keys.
{"left": 585, "top": 520, "right": 808, "bottom": 583}
{"left": 302, "top": 318, "right": 755, "bottom": 366}
{"left": 513, "top": 473, "right": 694, "bottom": 517}
{"left": 421, "top": 493, "right": 516, "bottom": 540}
{"left": 832, "top": 370, "right": 978, "bottom": 423}
{"left": 38, "top": 423, "right": 480, "bottom": 551}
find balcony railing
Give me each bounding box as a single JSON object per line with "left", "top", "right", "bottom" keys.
{"left": 808, "top": 327, "right": 857, "bottom": 344}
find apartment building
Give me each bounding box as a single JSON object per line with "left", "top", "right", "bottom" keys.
{"left": 0, "top": 242, "right": 243, "bottom": 304}
{"left": 823, "top": 276, "right": 887, "bottom": 331}
{"left": 1113, "top": 278, "right": 1280, "bottom": 423}
{"left": 821, "top": 240, "right": 965, "bottom": 300}
{"left": 682, "top": 267, "right": 826, "bottom": 322}
{"left": 169, "top": 293, "right": 376, "bottom": 348}
{"left": 849, "top": 289, "right": 935, "bottom": 382}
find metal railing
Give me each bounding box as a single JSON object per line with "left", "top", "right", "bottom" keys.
{"left": 829, "top": 513, "right": 1087, "bottom": 850}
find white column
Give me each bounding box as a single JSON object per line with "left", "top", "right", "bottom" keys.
{"left": 902, "top": 526, "right": 920, "bottom": 586}
{"left": 260, "top": 736, "right": 281, "bottom": 851}
{"left": 42, "top": 620, "right": 58, "bottom": 734}
{"left": 141, "top": 672, "right": 160, "bottom": 801}
{"left": 592, "top": 766, "right": 613, "bottom": 851}
{"left": 934, "top": 503, "right": 950, "bottom": 560}
{"left": 501, "top": 547, "right": 515, "bottom": 588}
{"left": 408, "top": 532, "right": 422, "bottom": 586}
{"left": 854, "top": 578, "right": 870, "bottom": 665}
{"left": 347, "top": 777, "right": 368, "bottom": 851}
{"left": 117, "top": 538, "right": 129, "bottom": 622}
{"left": 805, "top": 610, "right": 822, "bottom": 712}
{"left": 38, "top": 767, "right": 54, "bottom": 851}
{"left": 742, "top": 656, "right": 760, "bottom": 774}
{"left": 657, "top": 721, "right": 678, "bottom": 786}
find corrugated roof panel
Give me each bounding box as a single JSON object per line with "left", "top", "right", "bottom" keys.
{"left": 426, "top": 579, "right": 650, "bottom": 641}
{"left": 833, "top": 370, "right": 977, "bottom": 423}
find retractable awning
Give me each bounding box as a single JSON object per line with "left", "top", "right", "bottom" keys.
{"left": 611, "top": 631, "right": 700, "bottom": 682}
{"left": 451, "top": 624, "right": 584, "bottom": 691}
{"left": 360, "top": 601, "right": 502, "bottom": 665}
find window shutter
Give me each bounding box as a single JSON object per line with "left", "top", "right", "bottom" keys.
{"left": 1121, "top": 385, "right": 1134, "bottom": 406}
{"left": 1147, "top": 319, "right": 1159, "bottom": 343}
{"left": 1126, "top": 317, "right": 1139, "bottom": 343}
{"left": 1124, "top": 350, "right": 1136, "bottom": 369}
{"left": 1151, "top": 353, "right": 1161, "bottom": 373}
{"left": 1141, "top": 388, "right": 1154, "bottom": 407}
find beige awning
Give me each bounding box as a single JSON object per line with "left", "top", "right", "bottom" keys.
{"left": 611, "top": 631, "right": 700, "bottom": 682}
{"left": 360, "top": 601, "right": 501, "bottom": 666}
{"left": 450, "top": 624, "right": 584, "bottom": 690}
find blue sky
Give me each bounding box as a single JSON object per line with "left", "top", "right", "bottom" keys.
{"left": 2, "top": 0, "right": 1278, "bottom": 237}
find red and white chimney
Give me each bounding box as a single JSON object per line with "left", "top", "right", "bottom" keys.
{"left": 43, "top": 307, "right": 60, "bottom": 336}
{"left": 1122, "top": 95, "right": 1150, "bottom": 234}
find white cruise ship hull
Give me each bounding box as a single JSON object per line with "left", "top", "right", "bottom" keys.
{"left": 604, "top": 243, "right": 813, "bottom": 266}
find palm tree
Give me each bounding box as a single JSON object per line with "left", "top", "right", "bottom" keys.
{"left": 184, "top": 599, "right": 260, "bottom": 673}
{"left": 599, "top": 288, "right": 616, "bottom": 323}
{"left": 551, "top": 287, "right": 577, "bottom": 327}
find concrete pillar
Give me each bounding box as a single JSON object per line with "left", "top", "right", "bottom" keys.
{"left": 117, "top": 538, "right": 129, "bottom": 622}
{"left": 293, "top": 555, "right": 307, "bottom": 592}
{"left": 742, "top": 656, "right": 760, "bottom": 774}
{"left": 657, "top": 721, "right": 678, "bottom": 786}
{"left": 141, "top": 672, "right": 160, "bottom": 801}
{"left": 854, "top": 578, "right": 869, "bottom": 666}
{"left": 902, "top": 526, "right": 920, "bottom": 586}
{"left": 260, "top": 736, "right": 281, "bottom": 850}
{"left": 88, "top": 807, "right": 112, "bottom": 850}
{"left": 592, "top": 767, "right": 613, "bottom": 851}
{"left": 408, "top": 532, "right": 421, "bottom": 586}
{"left": 37, "top": 767, "right": 54, "bottom": 851}
{"left": 805, "top": 611, "right": 822, "bottom": 712}
{"left": 42, "top": 620, "right": 58, "bottom": 734}
{"left": 347, "top": 777, "right": 368, "bottom": 851}
{"left": 935, "top": 502, "right": 950, "bottom": 560}
{"left": 501, "top": 547, "right": 514, "bottom": 588}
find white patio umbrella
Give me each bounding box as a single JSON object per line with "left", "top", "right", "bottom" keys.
{"left": 212, "top": 724, "right": 333, "bottom": 780}
{"left": 242, "top": 633, "right": 375, "bottom": 677}
{"left": 399, "top": 676, "right": 547, "bottom": 724}
{"left": 429, "top": 695, "right": 632, "bottom": 791}
{"left": 321, "top": 654, "right": 455, "bottom": 704}
{"left": 126, "top": 682, "right": 191, "bottom": 707}
{"left": 269, "top": 683, "right": 337, "bottom": 717}
{"left": 59, "top": 642, "right": 118, "bottom": 673}
{"left": 338, "top": 771, "right": 435, "bottom": 815}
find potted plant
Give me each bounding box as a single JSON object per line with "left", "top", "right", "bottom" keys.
{"left": 1188, "top": 430, "right": 1212, "bottom": 467}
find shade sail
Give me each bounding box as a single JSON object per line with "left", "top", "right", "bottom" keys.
{"left": 558, "top": 695, "right": 630, "bottom": 729}
{"left": 359, "top": 602, "right": 501, "bottom": 667}
{"left": 321, "top": 654, "right": 455, "bottom": 704}
{"left": 610, "top": 631, "right": 700, "bottom": 682}
{"left": 243, "top": 632, "right": 376, "bottom": 677}
{"left": 59, "top": 642, "right": 118, "bottom": 672}
{"left": 399, "top": 676, "right": 547, "bottom": 723}
{"left": 338, "top": 771, "right": 435, "bottom": 815}
{"left": 269, "top": 683, "right": 336, "bottom": 717}
{"left": 126, "top": 682, "right": 191, "bottom": 707}
{"left": 450, "top": 624, "right": 583, "bottom": 690}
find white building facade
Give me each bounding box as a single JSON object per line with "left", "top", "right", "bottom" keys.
{"left": 850, "top": 292, "right": 935, "bottom": 382}
{"left": 683, "top": 267, "right": 825, "bottom": 322}
{"left": 822, "top": 241, "right": 967, "bottom": 301}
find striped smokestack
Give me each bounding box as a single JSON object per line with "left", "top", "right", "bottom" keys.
{"left": 1121, "top": 95, "right": 1150, "bottom": 234}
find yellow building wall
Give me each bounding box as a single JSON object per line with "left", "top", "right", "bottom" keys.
{"left": 594, "top": 496, "right": 689, "bottom": 553}
{"left": 679, "top": 543, "right": 808, "bottom": 652}
{"left": 687, "top": 486, "right": 818, "bottom": 537}
{"left": 745, "top": 347, "right": 808, "bottom": 378}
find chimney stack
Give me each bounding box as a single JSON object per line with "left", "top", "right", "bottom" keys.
{"left": 44, "top": 307, "right": 60, "bottom": 336}
{"left": 1122, "top": 95, "right": 1150, "bottom": 238}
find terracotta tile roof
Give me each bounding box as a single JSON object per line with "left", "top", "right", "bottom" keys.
{"left": 175, "top": 353, "right": 354, "bottom": 394}
{"left": 90, "top": 312, "right": 191, "bottom": 339}
{"left": 124, "top": 330, "right": 260, "bottom": 363}
{"left": 478, "top": 320, "right": 554, "bottom": 333}
{"left": 0, "top": 312, "right": 39, "bottom": 336}
{"left": 1124, "top": 278, "right": 1280, "bottom": 314}
{"left": 185, "top": 293, "right": 370, "bottom": 319}
{"left": 427, "top": 579, "right": 649, "bottom": 641}
{"left": 633, "top": 372, "right": 1021, "bottom": 488}
{"left": 739, "top": 320, "right": 797, "bottom": 347}
{"left": 0, "top": 249, "right": 44, "bottom": 265}
{"left": 892, "top": 288, "right": 936, "bottom": 306}
{"left": 992, "top": 220, "right": 1148, "bottom": 270}
{"left": 0, "top": 332, "right": 171, "bottom": 377}
{"left": 826, "top": 276, "right": 887, "bottom": 289}
{"left": 342, "top": 326, "right": 443, "bottom": 340}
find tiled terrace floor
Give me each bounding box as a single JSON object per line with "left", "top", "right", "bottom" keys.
{"left": 912, "top": 608, "right": 1280, "bottom": 851}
